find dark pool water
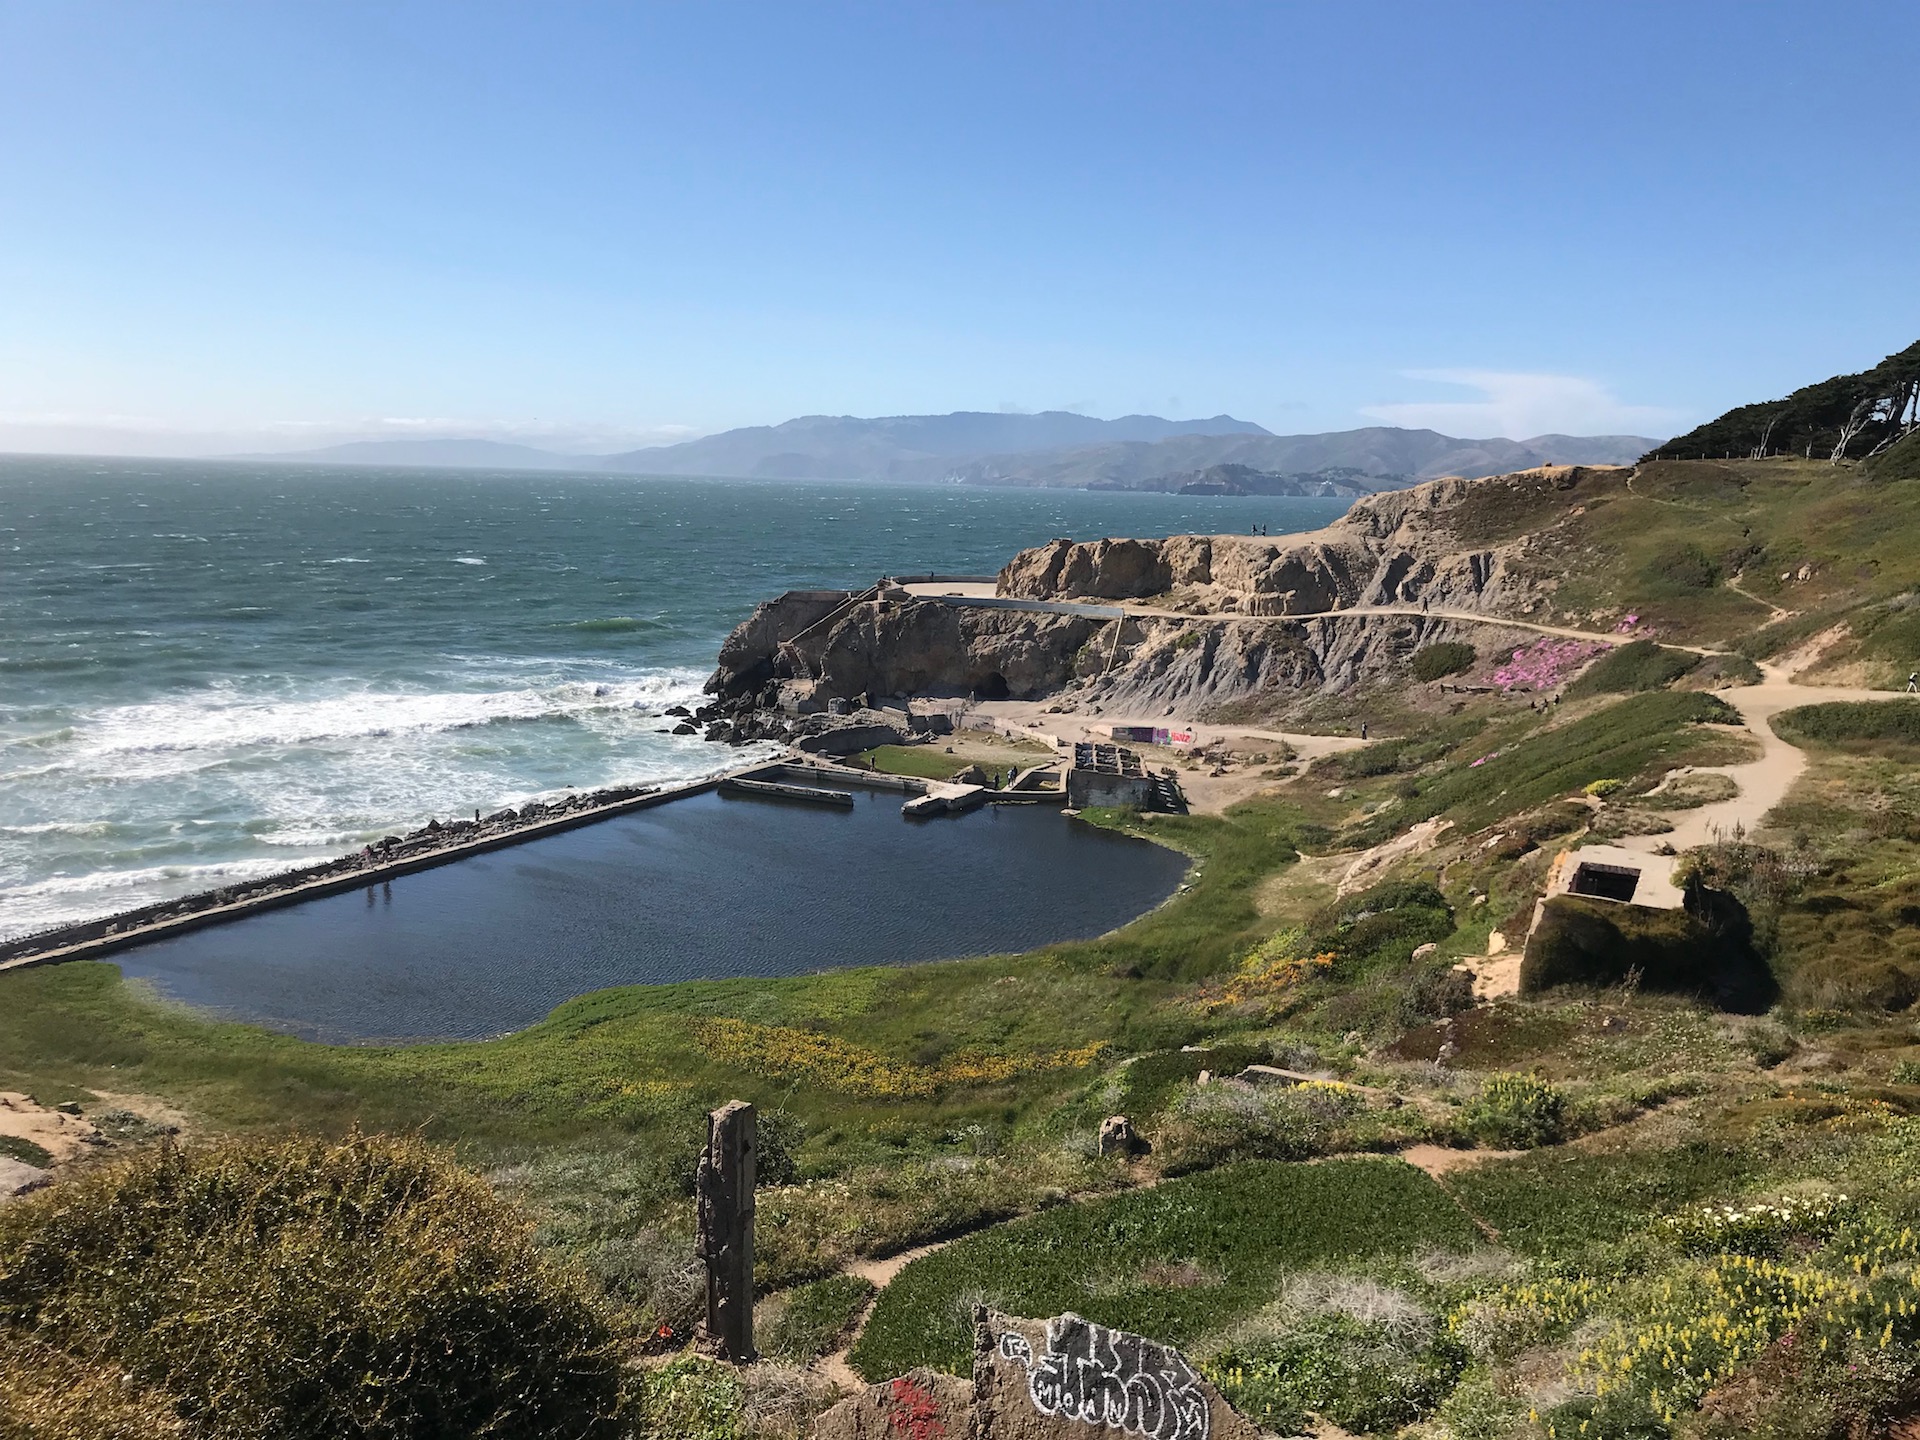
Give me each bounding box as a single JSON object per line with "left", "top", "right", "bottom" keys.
{"left": 113, "top": 788, "right": 1187, "bottom": 1042}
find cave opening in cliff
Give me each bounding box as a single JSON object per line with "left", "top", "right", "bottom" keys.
{"left": 976, "top": 671, "right": 1011, "bottom": 701}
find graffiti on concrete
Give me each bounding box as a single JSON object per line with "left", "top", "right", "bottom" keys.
{"left": 998, "top": 1314, "right": 1210, "bottom": 1440}
{"left": 882, "top": 1376, "right": 951, "bottom": 1440}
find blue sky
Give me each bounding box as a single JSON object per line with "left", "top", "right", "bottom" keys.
{"left": 2, "top": 1, "right": 1916, "bottom": 456}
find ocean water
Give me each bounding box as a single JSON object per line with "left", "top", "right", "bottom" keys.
{"left": 0, "top": 454, "right": 1345, "bottom": 942}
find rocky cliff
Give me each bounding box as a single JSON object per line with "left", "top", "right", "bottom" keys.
{"left": 705, "top": 468, "right": 1601, "bottom": 728}
{"left": 996, "top": 468, "right": 1607, "bottom": 617}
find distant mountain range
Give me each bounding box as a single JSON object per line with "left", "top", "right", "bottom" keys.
{"left": 237, "top": 411, "right": 1662, "bottom": 490}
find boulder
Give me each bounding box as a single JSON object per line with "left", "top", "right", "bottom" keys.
{"left": 1096, "top": 1115, "right": 1139, "bottom": 1158}
{"left": 811, "top": 1369, "right": 971, "bottom": 1440}
{"left": 972, "top": 1309, "right": 1261, "bottom": 1440}
{"left": 0, "top": 1157, "right": 51, "bottom": 1200}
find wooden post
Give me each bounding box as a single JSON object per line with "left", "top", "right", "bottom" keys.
{"left": 695, "top": 1100, "right": 756, "bottom": 1362}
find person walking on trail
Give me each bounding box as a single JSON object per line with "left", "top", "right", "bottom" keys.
{"left": 1909, "top": 671, "right": 1918, "bottom": 693}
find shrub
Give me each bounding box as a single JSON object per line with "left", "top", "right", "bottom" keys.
{"left": 1893, "top": 1059, "right": 1920, "bottom": 1086}
{"left": 629, "top": 1353, "right": 745, "bottom": 1440}
{"left": 1462, "top": 1074, "right": 1566, "bottom": 1148}
{"left": 1157, "top": 1079, "right": 1366, "bottom": 1171}
{"left": 1433, "top": 1371, "right": 1529, "bottom": 1440}
{"left": 757, "top": 1108, "right": 805, "bottom": 1187}
{"left": 756, "top": 1273, "right": 875, "bottom": 1364}
{"left": 1542, "top": 1390, "right": 1671, "bottom": 1440}
{"left": 1412, "top": 642, "right": 1477, "bottom": 682}
{"left": 1656, "top": 1192, "right": 1855, "bottom": 1257}
{"left": 1773, "top": 700, "right": 1920, "bottom": 753}
{"left": 0, "top": 1333, "right": 186, "bottom": 1439}
{"left": 0, "top": 1133, "right": 629, "bottom": 1440}
{"left": 1206, "top": 1311, "right": 1466, "bottom": 1435}
{"left": 1584, "top": 777, "right": 1625, "bottom": 798}
{"left": 1567, "top": 640, "right": 1700, "bottom": 697}
{"left": 584, "top": 1224, "right": 704, "bottom": 1335}
{"left": 1645, "top": 542, "right": 1721, "bottom": 593}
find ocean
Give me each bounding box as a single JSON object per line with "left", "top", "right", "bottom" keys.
{"left": 0, "top": 454, "right": 1346, "bottom": 944}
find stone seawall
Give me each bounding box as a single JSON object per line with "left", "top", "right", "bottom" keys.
{"left": 0, "top": 760, "right": 786, "bottom": 974}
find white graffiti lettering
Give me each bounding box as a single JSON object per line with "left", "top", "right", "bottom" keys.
{"left": 997, "top": 1315, "right": 1210, "bottom": 1440}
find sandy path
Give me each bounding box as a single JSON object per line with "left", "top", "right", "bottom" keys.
{"left": 1609, "top": 666, "right": 1897, "bottom": 863}
{"left": 0, "top": 1092, "right": 100, "bottom": 1163}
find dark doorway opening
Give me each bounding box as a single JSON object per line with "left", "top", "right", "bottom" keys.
{"left": 976, "top": 671, "right": 1011, "bottom": 701}
{"left": 1569, "top": 862, "right": 1641, "bottom": 903}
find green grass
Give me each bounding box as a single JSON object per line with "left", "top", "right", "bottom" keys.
{"left": 0, "top": 1135, "right": 53, "bottom": 1168}
{"left": 1773, "top": 700, "right": 1920, "bottom": 753}
{"left": 847, "top": 1157, "right": 1482, "bottom": 1379}
{"left": 1565, "top": 639, "right": 1700, "bottom": 696}
{"left": 757, "top": 1272, "right": 875, "bottom": 1363}
{"left": 1345, "top": 691, "right": 1746, "bottom": 846}
{"left": 1411, "top": 642, "right": 1477, "bottom": 682}
{"left": 855, "top": 745, "right": 968, "bottom": 780}
{"left": 1446, "top": 1142, "right": 1757, "bottom": 1256}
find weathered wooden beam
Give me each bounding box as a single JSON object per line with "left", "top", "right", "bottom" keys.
{"left": 695, "top": 1100, "right": 757, "bottom": 1362}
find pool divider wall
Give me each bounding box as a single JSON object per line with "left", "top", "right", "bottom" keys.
{"left": 2, "top": 750, "right": 1069, "bottom": 976}
{"left": 0, "top": 757, "right": 797, "bottom": 974}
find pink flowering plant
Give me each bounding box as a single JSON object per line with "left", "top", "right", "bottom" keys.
{"left": 1489, "top": 639, "right": 1604, "bottom": 692}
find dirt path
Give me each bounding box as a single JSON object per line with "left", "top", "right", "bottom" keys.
{"left": 1610, "top": 664, "right": 1898, "bottom": 864}
{"left": 1725, "top": 576, "right": 1793, "bottom": 624}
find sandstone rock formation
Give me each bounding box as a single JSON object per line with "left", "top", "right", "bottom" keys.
{"left": 996, "top": 468, "right": 1610, "bottom": 618}
{"left": 705, "top": 467, "right": 1608, "bottom": 728}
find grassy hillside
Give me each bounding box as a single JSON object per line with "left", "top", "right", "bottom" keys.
{"left": 17, "top": 442, "right": 1920, "bottom": 1433}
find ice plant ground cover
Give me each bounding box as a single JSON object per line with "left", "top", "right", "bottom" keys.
{"left": 1489, "top": 638, "right": 1606, "bottom": 692}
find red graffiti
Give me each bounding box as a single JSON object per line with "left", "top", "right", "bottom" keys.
{"left": 884, "top": 1376, "right": 948, "bottom": 1440}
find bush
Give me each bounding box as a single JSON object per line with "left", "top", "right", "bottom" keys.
{"left": 629, "top": 1353, "right": 745, "bottom": 1440}
{"left": 0, "top": 1333, "right": 187, "bottom": 1439}
{"left": 1462, "top": 1074, "right": 1566, "bottom": 1149}
{"left": 1656, "top": 1192, "right": 1855, "bottom": 1257}
{"left": 756, "top": 1273, "right": 875, "bottom": 1364}
{"left": 1412, "top": 642, "right": 1477, "bottom": 682}
{"left": 1207, "top": 1311, "right": 1466, "bottom": 1435}
{"left": 1158, "top": 1080, "right": 1367, "bottom": 1171}
{"left": 1567, "top": 640, "right": 1700, "bottom": 696}
{"left": 1773, "top": 700, "right": 1920, "bottom": 752}
{"left": 1542, "top": 1390, "right": 1671, "bottom": 1440}
{"left": 0, "top": 1133, "right": 628, "bottom": 1440}
{"left": 1645, "top": 542, "right": 1721, "bottom": 593}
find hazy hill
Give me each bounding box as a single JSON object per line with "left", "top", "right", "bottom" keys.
{"left": 595, "top": 410, "right": 1269, "bottom": 480}
{"left": 937, "top": 427, "right": 1657, "bottom": 489}
{"left": 233, "top": 438, "right": 591, "bottom": 470}
{"left": 240, "top": 415, "right": 1658, "bottom": 487}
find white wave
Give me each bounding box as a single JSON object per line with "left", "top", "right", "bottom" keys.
{"left": 0, "top": 856, "right": 300, "bottom": 942}
{"left": 61, "top": 669, "right": 709, "bottom": 767}
{"left": 0, "top": 819, "right": 117, "bottom": 837}
{"left": 253, "top": 827, "right": 370, "bottom": 848}
{"left": 321, "top": 557, "right": 371, "bottom": 564}
{"left": 451, "top": 556, "right": 486, "bottom": 565}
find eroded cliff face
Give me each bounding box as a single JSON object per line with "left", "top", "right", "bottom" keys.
{"left": 996, "top": 468, "right": 1602, "bottom": 617}
{"left": 707, "top": 467, "right": 1606, "bottom": 726}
